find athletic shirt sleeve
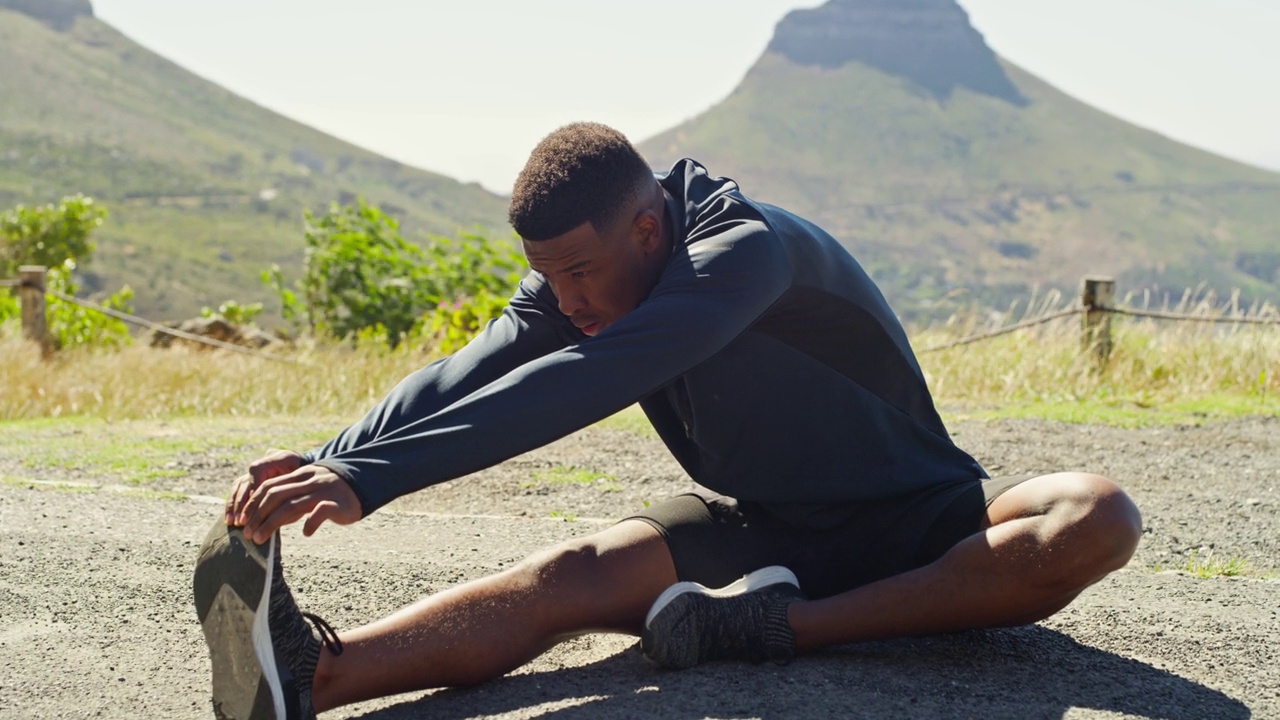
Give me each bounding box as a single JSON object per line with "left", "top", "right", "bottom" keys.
{"left": 301, "top": 209, "right": 792, "bottom": 517}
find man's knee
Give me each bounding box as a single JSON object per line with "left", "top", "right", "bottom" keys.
{"left": 512, "top": 537, "right": 605, "bottom": 605}
{"left": 996, "top": 472, "right": 1141, "bottom": 592}
{"left": 1040, "top": 472, "right": 1143, "bottom": 582}
{"left": 509, "top": 522, "right": 675, "bottom": 626}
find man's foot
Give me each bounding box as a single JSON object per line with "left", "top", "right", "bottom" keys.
{"left": 193, "top": 520, "right": 343, "bottom": 719}
{"left": 641, "top": 565, "right": 805, "bottom": 670}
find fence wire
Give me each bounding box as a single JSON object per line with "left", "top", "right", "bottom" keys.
{"left": 1109, "top": 306, "right": 1280, "bottom": 325}
{"left": 919, "top": 301, "right": 1279, "bottom": 355}
{"left": 44, "top": 289, "right": 301, "bottom": 364}
{"left": 918, "top": 307, "right": 1084, "bottom": 354}
{"left": 17, "top": 280, "right": 1280, "bottom": 362}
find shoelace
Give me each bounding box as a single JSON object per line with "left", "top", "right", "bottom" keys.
{"left": 303, "top": 612, "right": 344, "bottom": 656}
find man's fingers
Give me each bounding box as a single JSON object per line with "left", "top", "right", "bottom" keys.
{"left": 227, "top": 449, "right": 303, "bottom": 526}
{"left": 248, "top": 450, "right": 304, "bottom": 484}
{"left": 243, "top": 473, "right": 315, "bottom": 542}
{"left": 226, "top": 473, "right": 253, "bottom": 525}
{"left": 244, "top": 463, "right": 314, "bottom": 514}
{"left": 231, "top": 464, "right": 360, "bottom": 541}
{"left": 302, "top": 500, "right": 340, "bottom": 537}
{"left": 244, "top": 493, "right": 316, "bottom": 545}
{"left": 232, "top": 472, "right": 270, "bottom": 527}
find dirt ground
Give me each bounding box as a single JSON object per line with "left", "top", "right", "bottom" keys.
{"left": 1, "top": 415, "right": 1277, "bottom": 719}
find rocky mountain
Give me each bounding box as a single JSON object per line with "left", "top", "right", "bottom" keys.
{"left": 767, "top": 0, "right": 1024, "bottom": 105}
{"left": 0, "top": 0, "right": 92, "bottom": 31}
{"left": 641, "top": 0, "right": 1280, "bottom": 319}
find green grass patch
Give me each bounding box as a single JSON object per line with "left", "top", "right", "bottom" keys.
{"left": 1184, "top": 551, "right": 1253, "bottom": 579}
{"left": 956, "top": 393, "right": 1280, "bottom": 428}
{"left": 1166, "top": 394, "right": 1280, "bottom": 420}
{"left": 0, "top": 416, "right": 344, "bottom": 484}
{"left": 1154, "top": 550, "right": 1269, "bottom": 579}
{"left": 595, "top": 405, "right": 656, "bottom": 437}
{"left": 0, "top": 474, "right": 193, "bottom": 501}
{"left": 532, "top": 466, "right": 620, "bottom": 491}
{"left": 0, "top": 476, "right": 96, "bottom": 493}
{"left": 116, "top": 487, "right": 190, "bottom": 502}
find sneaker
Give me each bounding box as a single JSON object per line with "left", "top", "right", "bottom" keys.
{"left": 193, "top": 520, "right": 343, "bottom": 720}
{"left": 641, "top": 565, "right": 805, "bottom": 670}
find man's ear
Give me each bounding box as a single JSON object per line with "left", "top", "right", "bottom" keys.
{"left": 634, "top": 209, "right": 664, "bottom": 253}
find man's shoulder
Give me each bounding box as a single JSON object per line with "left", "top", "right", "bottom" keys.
{"left": 658, "top": 158, "right": 745, "bottom": 204}
{"left": 659, "top": 159, "right": 854, "bottom": 277}
{"left": 661, "top": 160, "right": 770, "bottom": 236}
{"left": 659, "top": 159, "right": 808, "bottom": 236}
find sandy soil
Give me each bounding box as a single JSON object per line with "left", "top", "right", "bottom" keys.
{"left": 1, "top": 416, "right": 1277, "bottom": 719}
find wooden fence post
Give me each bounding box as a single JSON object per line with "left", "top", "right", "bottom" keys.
{"left": 19, "top": 265, "right": 52, "bottom": 359}
{"left": 1081, "top": 276, "right": 1115, "bottom": 367}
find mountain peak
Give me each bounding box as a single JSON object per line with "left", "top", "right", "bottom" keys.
{"left": 766, "top": 0, "right": 1026, "bottom": 105}
{"left": 0, "top": 0, "right": 93, "bottom": 31}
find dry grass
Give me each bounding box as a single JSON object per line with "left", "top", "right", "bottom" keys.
{"left": 1, "top": 290, "right": 1277, "bottom": 422}
{"left": 0, "top": 336, "right": 434, "bottom": 420}
{"left": 915, "top": 290, "right": 1279, "bottom": 414}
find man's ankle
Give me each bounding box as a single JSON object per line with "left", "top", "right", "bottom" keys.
{"left": 309, "top": 645, "right": 342, "bottom": 714}
{"left": 786, "top": 599, "right": 820, "bottom": 652}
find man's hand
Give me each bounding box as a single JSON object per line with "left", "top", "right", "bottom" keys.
{"left": 226, "top": 450, "right": 363, "bottom": 543}
{"left": 226, "top": 449, "right": 304, "bottom": 526}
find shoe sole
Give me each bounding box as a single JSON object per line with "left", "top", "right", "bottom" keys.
{"left": 643, "top": 565, "right": 799, "bottom": 630}
{"left": 193, "top": 522, "right": 287, "bottom": 720}
{"left": 641, "top": 565, "right": 800, "bottom": 669}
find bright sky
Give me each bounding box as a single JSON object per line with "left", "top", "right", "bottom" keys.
{"left": 90, "top": 0, "right": 1280, "bottom": 195}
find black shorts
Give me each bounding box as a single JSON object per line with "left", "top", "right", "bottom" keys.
{"left": 626, "top": 475, "right": 1032, "bottom": 600}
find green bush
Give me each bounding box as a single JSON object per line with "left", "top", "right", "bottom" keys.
{"left": 0, "top": 197, "right": 134, "bottom": 349}
{"left": 46, "top": 259, "right": 133, "bottom": 349}
{"left": 0, "top": 289, "right": 18, "bottom": 328}
{"left": 201, "top": 300, "right": 264, "bottom": 326}
{"left": 423, "top": 231, "right": 527, "bottom": 301}
{"left": 265, "top": 199, "right": 526, "bottom": 349}
{"left": 427, "top": 288, "right": 511, "bottom": 355}
{"left": 0, "top": 195, "right": 106, "bottom": 277}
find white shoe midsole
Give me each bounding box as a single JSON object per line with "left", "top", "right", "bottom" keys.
{"left": 249, "top": 533, "right": 285, "bottom": 719}
{"left": 644, "top": 565, "right": 799, "bottom": 628}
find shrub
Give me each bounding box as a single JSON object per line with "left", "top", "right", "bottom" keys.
{"left": 265, "top": 199, "right": 526, "bottom": 349}
{"left": 0, "top": 290, "right": 18, "bottom": 328}
{"left": 46, "top": 259, "right": 133, "bottom": 350}
{"left": 201, "top": 300, "right": 264, "bottom": 326}
{"left": 426, "top": 288, "right": 511, "bottom": 355}
{"left": 422, "top": 231, "right": 527, "bottom": 301}
{"left": 0, "top": 197, "right": 133, "bottom": 350}
{"left": 0, "top": 195, "right": 106, "bottom": 277}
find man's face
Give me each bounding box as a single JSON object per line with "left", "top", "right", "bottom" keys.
{"left": 522, "top": 216, "right": 660, "bottom": 337}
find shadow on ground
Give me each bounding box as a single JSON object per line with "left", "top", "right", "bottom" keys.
{"left": 350, "top": 626, "right": 1247, "bottom": 719}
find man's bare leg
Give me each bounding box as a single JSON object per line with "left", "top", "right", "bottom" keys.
{"left": 310, "top": 472, "right": 1139, "bottom": 710}
{"left": 787, "top": 472, "right": 1142, "bottom": 649}
{"left": 310, "top": 520, "right": 676, "bottom": 712}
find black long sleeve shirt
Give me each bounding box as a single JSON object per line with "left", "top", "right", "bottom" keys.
{"left": 303, "top": 159, "right": 985, "bottom": 528}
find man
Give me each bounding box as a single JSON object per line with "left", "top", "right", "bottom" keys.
{"left": 195, "top": 122, "right": 1142, "bottom": 719}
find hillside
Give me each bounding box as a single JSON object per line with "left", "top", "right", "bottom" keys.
{"left": 640, "top": 0, "right": 1280, "bottom": 319}
{"left": 0, "top": 0, "right": 509, "bottom": 320}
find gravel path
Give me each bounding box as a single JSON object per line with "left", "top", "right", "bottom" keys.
{"left": 1, "top": 416, "right": 1277, "bottom": 719}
